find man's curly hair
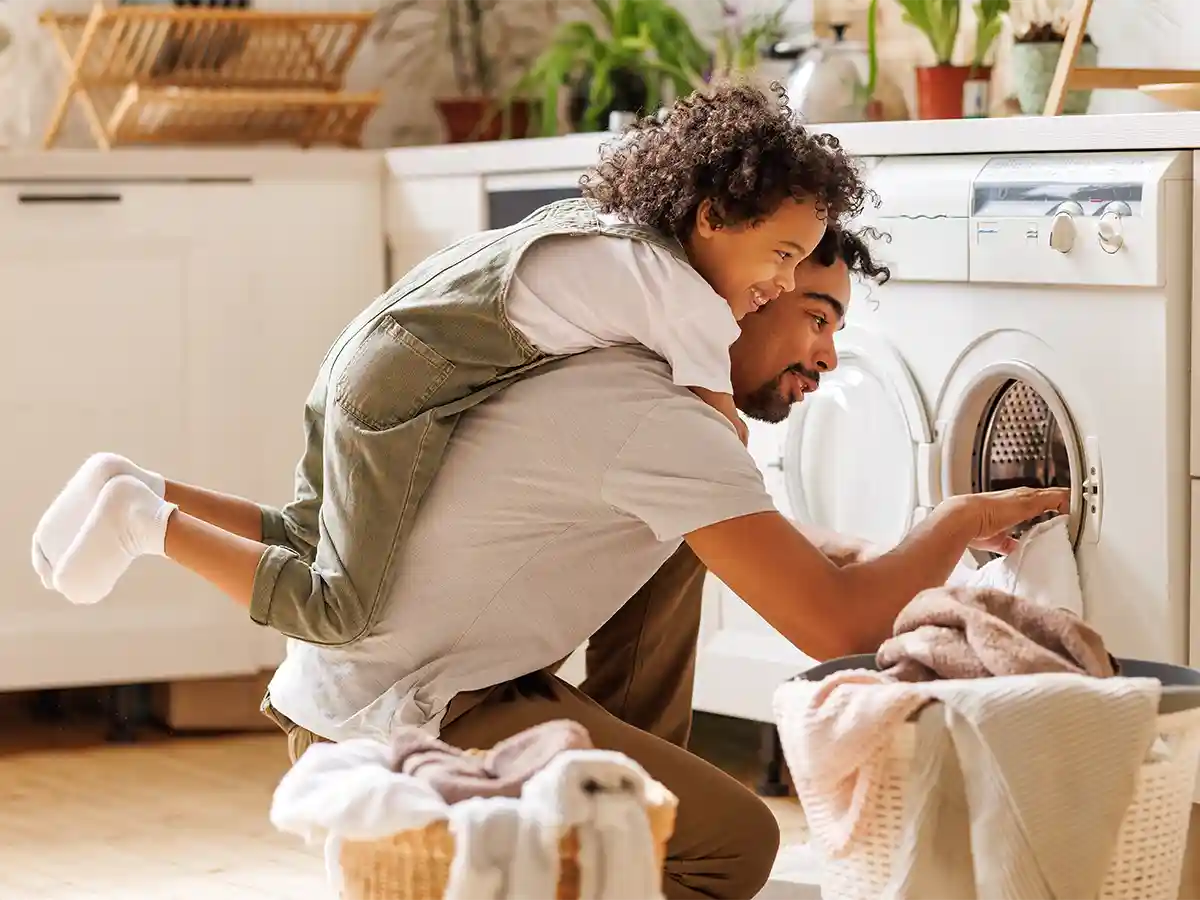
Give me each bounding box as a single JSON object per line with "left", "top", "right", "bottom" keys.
{"left": 580, "top": 80, "right": 877, "bottom": 243}
{"left": 813, "top": 225, "right": 892, "bottom": 284}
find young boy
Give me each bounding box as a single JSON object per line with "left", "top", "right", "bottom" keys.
{"left": 31, "top": 81, "right": 872, "bottom": 647}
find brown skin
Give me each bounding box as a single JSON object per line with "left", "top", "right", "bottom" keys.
{"left": 686, "top": 197, "right": 829, "bottom": 321}
{"left": 684, "top": 257, "right": 1069, "bottom": 662}
{"left": 729, "top": 252, "right": 848, "bottom": 421}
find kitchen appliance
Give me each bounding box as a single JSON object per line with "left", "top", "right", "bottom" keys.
{"left": 783, "top": 24, "right": 870, "bottom": 124}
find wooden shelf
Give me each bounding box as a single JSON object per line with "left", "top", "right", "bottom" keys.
{"left": 107, "top": 85, "right": 380, "bottom": 148}
{"left": 39, "top": 3, "right": 380, "bottom": 149}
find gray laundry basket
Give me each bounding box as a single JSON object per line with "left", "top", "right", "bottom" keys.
{"left": 777, "top": 656, "right": 1200, "bottom": 900}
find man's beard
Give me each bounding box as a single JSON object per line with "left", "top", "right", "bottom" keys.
{"left": 739, "top": 363, "right": 822, "bottom": 424}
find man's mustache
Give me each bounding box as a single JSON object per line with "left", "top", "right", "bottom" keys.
{"left": 783, "top": 362, "right": 821, "bottom": 387}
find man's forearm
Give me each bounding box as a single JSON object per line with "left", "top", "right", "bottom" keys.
{"left": 789, "top": 520, "right": 874, "bottom": 568}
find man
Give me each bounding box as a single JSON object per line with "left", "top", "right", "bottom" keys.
{"left": 34, "top": 220, "right": 1061, "bottom": 897}
{"left": 253, "top": 226, "right": 1064, "bottom": 899}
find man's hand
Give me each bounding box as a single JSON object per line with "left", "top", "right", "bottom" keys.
{"left": 943, "top": 487, "right": 1070, "bottom": 555}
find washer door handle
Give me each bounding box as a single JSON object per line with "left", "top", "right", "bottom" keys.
{"left": 1081, "top": 435, "right": 1103, "bottom": 544}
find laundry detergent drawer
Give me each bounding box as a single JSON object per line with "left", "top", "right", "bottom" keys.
{"left": 873, "top": 215, "right": 970, "bottom": 282}
{"left": 861, "top": 156, "right": 987, "bottom": 284}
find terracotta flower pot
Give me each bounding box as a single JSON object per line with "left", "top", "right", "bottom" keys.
{"left": 914, "top": 65, "right": 982, "bottom": 120}
{"left": 435, "top": 97, "right": 533, "bottom": 143}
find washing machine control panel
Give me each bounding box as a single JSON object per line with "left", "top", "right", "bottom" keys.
{"left": 967, "top": 151, "right": 1188, "bottom": 287}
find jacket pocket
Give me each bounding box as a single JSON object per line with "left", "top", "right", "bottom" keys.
{"left": 334, "top": 315, "right": 454, "bottom": 431}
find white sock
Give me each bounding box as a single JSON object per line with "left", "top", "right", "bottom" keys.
{"left": 52, "top": 476, "right": 177, "bottom": 606}
{"left": 32, "top": 452, "right": 165, "bottom": 589}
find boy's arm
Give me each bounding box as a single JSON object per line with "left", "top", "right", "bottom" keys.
{"left": 691, "top": 386, "right": 749, "bottom": 445}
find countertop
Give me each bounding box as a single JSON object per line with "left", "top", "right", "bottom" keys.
{"left": 385, "top": 111, "right": 1200, "bottom": 179}
{"left": 0, "top": 147, "right": 384, "bottom": 182}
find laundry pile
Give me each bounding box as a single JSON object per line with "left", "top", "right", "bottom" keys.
{"left": 269, "top": 720, "right": 673, "bottom": 900}
{"left": 775, "top": 516, "right": 1168, "bottom": 900}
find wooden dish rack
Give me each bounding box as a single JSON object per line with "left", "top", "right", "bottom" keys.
{"left": 39, "top": 3, "right": 381, "bottom": 149}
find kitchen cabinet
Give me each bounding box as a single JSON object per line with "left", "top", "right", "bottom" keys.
{"left": 0, "top": 167, "right": 384, "bottom": 691}
{"left": 387, "top": 174, "right": 484, "bottom": 282}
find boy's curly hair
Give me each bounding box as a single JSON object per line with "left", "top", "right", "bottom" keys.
{"left": 580, "top": 80, "right": 877, "bottom": 243}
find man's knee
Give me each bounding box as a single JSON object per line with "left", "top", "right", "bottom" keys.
{"left": 669, "top": 779, "right": 781, "bottom": 899}
{"left": 730, "top": 791, "right": 782, "bottom": 897}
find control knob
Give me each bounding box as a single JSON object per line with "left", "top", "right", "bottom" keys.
{"left": 1098, "top": 200, "right": 1131, "bottom": 254}
{"left": 1049, "top": 212, "right": 1076, "bottom": 254}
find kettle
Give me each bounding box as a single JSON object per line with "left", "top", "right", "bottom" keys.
{"left": 783, "top": 24, "right": 870, "bottom": 124}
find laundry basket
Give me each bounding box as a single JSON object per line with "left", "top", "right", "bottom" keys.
{"left": 783, "top": 655, "right": 1200, "bottom": 900}
{"left": 336, "top": 776, "right": 678, "bottom": 900}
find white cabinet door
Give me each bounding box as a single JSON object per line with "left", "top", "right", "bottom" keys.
{"left": 693, "top": 418, "right": 816, "bottom": 723}
{"left": 387, "top": 174, "right": 484, "bottom": 282}
{"left": 241, "top": 178, "right": 387, "bottom": 668}
{"left": 0, "top": 182, "right": 265, "bottom": 690}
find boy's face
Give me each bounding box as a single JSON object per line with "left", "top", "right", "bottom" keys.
{"left": 685, "top": 197, "right": 828, "bottom": 320}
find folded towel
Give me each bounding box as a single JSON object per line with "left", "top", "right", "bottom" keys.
{"left": 393, "top": 718, "right": 594, "bottom": 804}
{"left": 877, "top": 585, "right": 1117, "bottom": 683}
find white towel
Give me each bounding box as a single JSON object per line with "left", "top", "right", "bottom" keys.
{"left": 446, "top": 797, "right": 524, "bottom": 900}
{"left": 775, "top": 672, "right": 1163, "bottom": 900}
{"left": 509, "top": 750, "right": 666, "bottom": 900}
{"left": 947, "top": 516, "right": 1083, "bottom": 616}
{"left": 269, "top": 738, "right": 451, "bottom": 890}
{"left": 269, "top": 740, "right": 668, "bottom": 900}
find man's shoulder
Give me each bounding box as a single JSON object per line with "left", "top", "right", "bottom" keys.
{"left": 531, "top": 345, "right": 698, "bottom": 407}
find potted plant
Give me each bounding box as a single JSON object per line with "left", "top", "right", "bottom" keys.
{"left": 964, "top": 0, "right": 1011, "bottom": 117}
{"left": 515, "top": 0, "right": 710, "bottom": 137}
{"left": 711, "top": 0, "right": 791, "bottom": 82}
{"left": 897, "top": 0, "right": 998, "bottom": 120}
{"left": 1011, "top": 8, "right": 1098, "bottom": 115}
{"left": 372, "top": 0, "right": 568, "bottom": 143}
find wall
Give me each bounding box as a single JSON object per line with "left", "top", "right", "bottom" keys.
{"left": 813, "top": 0, "right": 1200, "bottom": 119}
{"left": 2, "top": 0, "right": 1197, "bottom": 152}
{"left": 0, "top": 0, "right": 589, "bottom": 149}
{"left": 0, "top": 0, "right": 816, "bottom": 150}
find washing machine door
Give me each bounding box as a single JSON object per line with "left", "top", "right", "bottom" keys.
{"left": 781, "top": 325, "right": 935, "bottom": 549}
{"left": 935, "top": 354, "right": 1092, "bottom": 555}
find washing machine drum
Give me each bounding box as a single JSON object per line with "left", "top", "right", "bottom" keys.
{"left": 973, "top": 380, "right": 1072, "bottom": 525}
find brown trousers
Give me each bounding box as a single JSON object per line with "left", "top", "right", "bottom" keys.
{"left": 263, "top": 545, "right": 780, "bottom": 899}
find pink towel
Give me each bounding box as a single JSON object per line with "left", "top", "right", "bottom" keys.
{"left": 775, "top": 585, "right": 1120, "bottom": 858}
{"left": 878, "top": 585, "right": 1117, "bottom": 683}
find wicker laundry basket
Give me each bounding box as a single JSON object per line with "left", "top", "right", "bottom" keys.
{"left": 337, "top": 780, "right": 678, "bottom": 900}
{"left": 783, "top": 656, "right": 1200, "bottom": 900}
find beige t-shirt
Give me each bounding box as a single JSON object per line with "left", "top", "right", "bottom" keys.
{"left": 267, "top": 347, "right": 776, "bottom": 743}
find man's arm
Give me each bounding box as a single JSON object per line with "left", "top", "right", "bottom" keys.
{"left": 600, "top": 389, "right": 1068, "bottom": 661}
{"left": 686, "top": 506, "right": 974, "bottom": 660}
{"left": 789, "top": 519, "right": 877, "bottom": 568}
{"left": 686, "top": 486, "right": 1066, "bottom": 661}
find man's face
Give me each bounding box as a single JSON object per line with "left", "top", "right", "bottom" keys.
{"left": 729, "top": 256, "right": 851, "bottom": 423}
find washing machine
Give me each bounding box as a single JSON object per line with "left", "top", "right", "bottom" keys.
{"left": 694, "top": 150, "right": 1195, "bottom": 724}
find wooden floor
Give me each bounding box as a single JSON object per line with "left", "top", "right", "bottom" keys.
{"left": 0, "top": 708, "right": 803, "bottom": 900}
